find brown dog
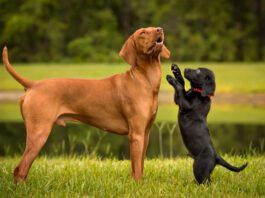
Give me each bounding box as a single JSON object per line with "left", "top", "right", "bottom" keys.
{"left": 2, "top": 27, "right": 170, "bottom": 183}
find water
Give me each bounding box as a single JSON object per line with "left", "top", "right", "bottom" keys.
{"left": 0, "top": 122, "right": 264, "bottom": 158}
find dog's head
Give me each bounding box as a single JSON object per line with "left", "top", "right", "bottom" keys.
{"left": 184, "top": 68, "right": 216, "bottom": 97}
{"left": 119, "top": 27, "right": 170, "bottom": 66}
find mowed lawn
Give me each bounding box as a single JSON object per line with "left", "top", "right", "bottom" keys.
{"left": 1, "top": 103, "right": 265, "bottom": 124}
{"left": 0, "top": 156, "right": 264, "bottom": 197}
{"left": 0, "top": 64, "right": 264, "bottom": 197}
{"left": 0, "top": 62, "right": 265, "bottom": 93}
{"left": 0, "top": 63, "right": 265, "bottom": 123}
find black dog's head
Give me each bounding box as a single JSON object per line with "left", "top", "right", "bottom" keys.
{"left": 184, "top": 68, "right": 216, "bottom": 97}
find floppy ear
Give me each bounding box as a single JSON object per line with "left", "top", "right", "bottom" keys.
{"left": 119, "top": 36, "right": 137, "bottom": 66}
{"left": 160, "top": 45, "right": 170, "bottom": 59}
{"left": 202, "top": 79, "right": 216, "bottom": 97}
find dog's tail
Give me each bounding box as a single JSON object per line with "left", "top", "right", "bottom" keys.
{"left": 2, "top": 47, "right": 34, "bottom": 89}
{"left": 216, "top": 155, "right": 248, "bottom": 172}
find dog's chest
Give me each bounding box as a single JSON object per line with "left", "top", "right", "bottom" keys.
{"left": 190, "top": 98, "right": 211, "bottom": 116}
{"left": 150, "top": 93, "right": 159, "bottom": 117}
{"left": 152, "top": 99, "right": 158, "bottom": 116}
{"left": 146, "top": 65, "right": 162, "bottom": 93}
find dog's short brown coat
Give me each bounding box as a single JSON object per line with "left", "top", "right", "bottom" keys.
{"left": 2, "top": 27, "right": 170, "bottom": 182}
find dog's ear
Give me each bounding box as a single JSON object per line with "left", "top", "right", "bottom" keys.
{"left": 202, "top": 78, "right": 216, "bottom": 97}
{"left": 160, "top": 45, "right": 170, "bottom": 59}
{"left": 119, "top": 35, "right": 137, "bottom": 66}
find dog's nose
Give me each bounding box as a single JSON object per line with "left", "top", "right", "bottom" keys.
{"left": 156, "top": 27, "right": 163, "bottom": 33}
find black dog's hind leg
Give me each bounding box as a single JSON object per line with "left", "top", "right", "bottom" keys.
{"left": 193, "top": 146, "right": 216, "bottom": 184}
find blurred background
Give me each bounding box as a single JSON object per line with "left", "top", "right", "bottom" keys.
{"left": 0, "top": 0, "right": 264, "bottom": 158}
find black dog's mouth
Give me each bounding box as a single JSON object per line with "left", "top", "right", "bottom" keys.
{"left": 184, "top": 68, "right": 191, "bottom": 80}
{"left": 184, "top": 68, "right": 202, "bottom": 88}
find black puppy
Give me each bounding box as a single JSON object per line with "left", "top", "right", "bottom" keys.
{"left": 166, "top": 64, "right": 247, "bottom": 184}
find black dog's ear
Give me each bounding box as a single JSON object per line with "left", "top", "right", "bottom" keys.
{"left": 202, "top": 79, "right": 216, "bottom": 97}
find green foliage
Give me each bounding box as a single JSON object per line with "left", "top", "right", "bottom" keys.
{"left": 67, "top": 30, "right": 122, "bottom": 62}
{"left": 0, "top": 0, "right": 264, "bottom": 62}
{"left": 0, "top": 156, "right": 264, "bottom": 196}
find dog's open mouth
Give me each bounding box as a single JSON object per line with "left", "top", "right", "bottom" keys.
{"left": 146, "top": 35, "right": 164, "bottom": 54}
{"left": 156, "top": 36, "right": 163, "bottom": 44}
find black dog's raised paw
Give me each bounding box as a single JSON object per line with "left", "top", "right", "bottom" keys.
{"left": 171, "top": 64, "right": 181, "bottom": 75}
{"left": 166, "top": 75, "right": 177, "bottom": 86}
{"left": 171, "top": 64, "right": 185, "bottom": 86}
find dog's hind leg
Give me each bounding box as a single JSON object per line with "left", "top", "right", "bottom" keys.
{"left": 193, "top": 146, "right": 216, "bottom": 184}
{"left": 13, "top": 121, "right": 53, "bottom": 183}
{"left": 14, "top": 96, "right": 55, "bottom": 183}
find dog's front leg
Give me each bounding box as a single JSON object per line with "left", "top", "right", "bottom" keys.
{"left": 174, "top": 80, "right": 191, "bottom": 110}
{"left": 166, "top": 75, "right": 187, "bottom": 106}
{"left": 171, "top": 64, "right": 185, "bottom": 87}
{"left": 166, "top": 75, "right": 180, "bottom": 105}
{"left": 168, "top": 64, "right": 188, "bottom": 105}
{"left": 128, "top": 121, "right": 146, "bottom": 181}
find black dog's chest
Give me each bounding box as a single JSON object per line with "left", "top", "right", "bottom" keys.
{"left": 178, "top": 100, "right": 212, "bottom": 156}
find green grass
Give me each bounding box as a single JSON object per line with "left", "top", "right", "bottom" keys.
{"left": 0, "top": 156, "right": 264, "bottom": 197}
{"left": 0, "top": 62, "right": 265, "bottom": 93}
{"left": 156, "top": 104, "right": 265, "bottom": 124}
{"left": 1, "top": 103, "right": 264, "bottom": 124}
{"left": 1, "top": 62, "right": 264, "bottom": 124}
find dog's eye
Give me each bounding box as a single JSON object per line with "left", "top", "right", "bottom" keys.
{"left": 205, "top": 76, "right": 210, "bottom": 80}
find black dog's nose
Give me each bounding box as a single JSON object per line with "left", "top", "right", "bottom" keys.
{"left": 156, "top": 27, "right": 163, "bottom": 33}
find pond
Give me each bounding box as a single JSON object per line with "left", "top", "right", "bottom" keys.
{"left": 0, "top": 122, "right": 264, "bottom": 158}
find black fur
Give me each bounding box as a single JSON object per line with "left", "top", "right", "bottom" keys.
{"left": 166, "top": 64, "right": 248, "bottom": 184}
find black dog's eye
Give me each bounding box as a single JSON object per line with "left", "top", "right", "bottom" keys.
{"left": 205, "top": 76, "right": 210, "bottom": 81}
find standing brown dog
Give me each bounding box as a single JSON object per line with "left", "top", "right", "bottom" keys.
{"left": 2, "top": 27, "right": 170, "bottom": 183}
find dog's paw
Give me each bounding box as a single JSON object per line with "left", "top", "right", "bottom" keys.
{"left": 166, "top": 75, "right": 176, "bottom": 86}
{"left": 171, "top": 64, "right": 181, "bottom": 75}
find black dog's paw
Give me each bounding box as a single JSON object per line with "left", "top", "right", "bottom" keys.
{"left": 166, "top": 75, "right": 177, "bottom": 87}
{"left": 171, "top": 64, "right": 185, "bottom": 86}
{"left": 171, "top": 64, "right": 181, "bottom": 75}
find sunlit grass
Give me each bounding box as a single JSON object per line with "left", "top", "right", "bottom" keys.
{"left": 0, "top": 62, "right": 264, "bottom": 93}
{"left": 1, "top": 62, "right": 264, "bottom": 123}
{"left": 0, "top": 156, "right": 263, "bottom": 197}
{"left": 156, "top": 104, "right": 265, "bottom": 124}
{"left": 0, "top": 103, "right": 264, "bottom": 124}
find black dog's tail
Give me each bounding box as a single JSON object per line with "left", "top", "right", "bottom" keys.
{"left": 216, "top": 156, "right": 248, "bottom": 172}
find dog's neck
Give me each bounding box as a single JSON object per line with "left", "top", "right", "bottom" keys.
{"left": 192, "top": 88, "right": 213, "bottom": 99}
{"left": 130, "top": 56, "right": 162, "bottom": 93}
{"left": 187, "top": 89, "right": 212, "bottom": 102}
